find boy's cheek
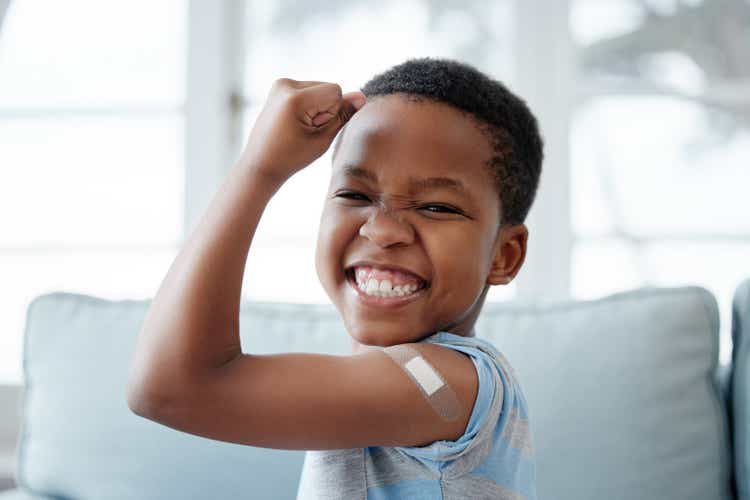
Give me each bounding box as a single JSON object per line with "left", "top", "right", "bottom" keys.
{"left": 314, "top": 219, "right": 352, "bottom": 293}
{"left": 313, "top": 231, "right": 339, "bottom": 298}
{"left": 313, "top": 243, "right": 326, "bottom": 291}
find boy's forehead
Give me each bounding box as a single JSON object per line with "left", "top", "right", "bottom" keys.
{"left": 334, "top": 96, "right": 493, "bottom": 174}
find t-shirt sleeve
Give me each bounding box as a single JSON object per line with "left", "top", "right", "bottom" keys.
{"left": 394, "top": 343, "right": 505, "bottom": 469}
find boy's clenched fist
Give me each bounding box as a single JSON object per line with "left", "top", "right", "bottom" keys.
{"left": 238, "top": 78, "right": 367, "bottom": 184}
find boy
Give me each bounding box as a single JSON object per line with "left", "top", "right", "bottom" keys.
{"left": 127, "top": 57, "right": 543, "bottom": 499}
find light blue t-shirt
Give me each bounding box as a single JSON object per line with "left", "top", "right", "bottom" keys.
{"left": 296, "top": 331, "right": 537, "bottom": 499}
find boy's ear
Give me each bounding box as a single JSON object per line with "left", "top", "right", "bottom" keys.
{"left": 486, "top": 224, "right": 528, "bottom": 285}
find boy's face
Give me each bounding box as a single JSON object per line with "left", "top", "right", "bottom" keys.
{"left": 315, "top": 95, "right": 527, "bottom": 351}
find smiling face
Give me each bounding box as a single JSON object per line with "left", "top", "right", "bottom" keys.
{"left": 315, "top": 94, "right": 528, "bottom": 352}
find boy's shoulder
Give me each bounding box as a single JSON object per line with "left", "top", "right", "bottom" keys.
{"left": 420, "top": 331, "right": 520, "bottom": 383}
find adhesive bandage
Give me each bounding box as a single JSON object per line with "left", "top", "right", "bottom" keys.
{"left": 382, "top": 344, "right": 462, "bottom": 421}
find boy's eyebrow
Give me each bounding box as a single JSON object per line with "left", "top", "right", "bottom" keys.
{"left": 341, "top": 164, "right": 471, "bottom": 198}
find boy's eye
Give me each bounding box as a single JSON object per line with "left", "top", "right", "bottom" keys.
{"left": 335, "top": 191, "right": 371, "bottom": 202}
{"left": 420, "top": 204, "right": 461, "bottom": 215}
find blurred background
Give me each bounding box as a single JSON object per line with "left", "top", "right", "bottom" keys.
{"left": 0, "top": 0, "right": 747, "bottom": 402}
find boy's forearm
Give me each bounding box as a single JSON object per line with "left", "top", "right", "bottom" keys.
{"left": 127, "top": 160, "right": 283, "bottom": 408}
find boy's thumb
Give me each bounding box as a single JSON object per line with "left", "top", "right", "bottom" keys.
{"left": 346, "top": 92, "right": 367, "bottom": 110}
{"left": 332, "top": 91, "right": 366, "bottom": 130}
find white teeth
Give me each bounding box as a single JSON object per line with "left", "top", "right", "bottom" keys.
{"left": 366, "top": 279, "right": 379, "bottom": 294}
{"left": 356, "top": 277, "right": 421, "bottom": 298}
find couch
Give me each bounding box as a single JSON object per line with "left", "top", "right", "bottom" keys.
{"left": 0, "top": 278, "right": 748, "bottom": 499}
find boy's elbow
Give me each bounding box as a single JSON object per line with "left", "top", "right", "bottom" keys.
{"left": 126, "top": 379, "right": 171, "bottom": 417}
{"left": 126, "top": 382, "right": 154, "bottom": 416}
{"left": 126, "top": 355, "right": 177, "bottom": 415}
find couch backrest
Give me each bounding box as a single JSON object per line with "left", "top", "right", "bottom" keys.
{"left": 477, "top": 286, "right": 732, "bottom": 500}
{"left": 13, "top": 286, "right": 733, "bottom": 500}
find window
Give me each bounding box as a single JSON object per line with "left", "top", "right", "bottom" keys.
{"left": 4, "top": 0, "right": 743, "bottom": 383}
{"left": 570, "top": 0, "right": 750, "bottom": 364}
{"left": 0, "top": 0, "right": 186, "bottom": 384}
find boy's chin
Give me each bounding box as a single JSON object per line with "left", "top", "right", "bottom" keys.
{"left": 346, "top": 320, "right": 431, "bottom": 348}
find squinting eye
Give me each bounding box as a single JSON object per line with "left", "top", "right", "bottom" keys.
{"left": 335, "top": 191, "right": 371, "bottom": 202}
{"left": 421, "top": 204, "right": 461, "bottom": 214}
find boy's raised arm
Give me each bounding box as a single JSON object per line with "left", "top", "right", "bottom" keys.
{"left": 124, "top": 78, "right": 479, "bottom": 449}
{"left": 125, "top": 78, "right": 365, "bottom": 410}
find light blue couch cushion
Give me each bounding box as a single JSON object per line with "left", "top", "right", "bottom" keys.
{"left": 15, "top": 293, "right": 347, "bottom": 500}
{"left": 474, "top": 286, "right": 732, "bottom": 500}
{"left": 11, "top": 286, "right": 732, "bottom": 500}
{"left": 732, "top": 278, "right": 750, "bottom": 499}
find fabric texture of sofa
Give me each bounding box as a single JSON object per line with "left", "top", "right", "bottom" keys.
{"left": 1, "top": 278, "right": 748, "bottom": 499}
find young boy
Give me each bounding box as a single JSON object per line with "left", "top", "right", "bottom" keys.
{"left": 126, "top": 57, "right": 543, "bottom": 499}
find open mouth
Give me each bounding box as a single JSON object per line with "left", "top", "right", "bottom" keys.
{"left": 344, "top": 266, "right": 430, "bottom": 299}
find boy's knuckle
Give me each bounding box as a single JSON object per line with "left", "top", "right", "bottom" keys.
{"left": 329, "top": 82, "right": 343, "bottom": 96}
{"left": 287, "top": 90, "right": 307, "bottom": 107}
{"left": 271, "top": 78, "right": 294, "bottom": 92}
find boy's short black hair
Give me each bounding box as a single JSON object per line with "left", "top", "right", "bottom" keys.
{"left": 332, "top": 57, "right": 544, "bottom": 227}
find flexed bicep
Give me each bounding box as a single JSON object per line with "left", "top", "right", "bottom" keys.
{"left": 132, "top": 342, "right": 478, "bottom": 451}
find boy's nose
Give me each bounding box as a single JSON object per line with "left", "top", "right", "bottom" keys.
{"left": 358, "top": 209, "right": 415, "bottom": 248}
